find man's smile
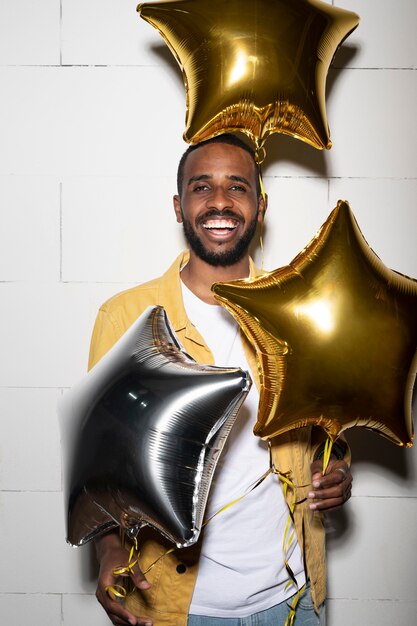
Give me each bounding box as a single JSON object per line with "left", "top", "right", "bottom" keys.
{"left": 196, "top": 211, "right": 243, "bottom": 240}
{"left": 202, "top": 217, "right": 239, "bottom": 231}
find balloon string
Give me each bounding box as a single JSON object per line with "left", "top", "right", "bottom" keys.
{"left": 105, "top": 534, "right": 176, "bottom": 601}
{"left": 105, "top": 583, "right": 127, "bottom": 599}
{"left": 258, "top": 170, "right": 266, "bottom": 271}
{"left": 272, "top": 465, "right": 307, "bottom": 626}
{"left": 112, "top": 538, "right": 139, "bottom": 576}
{"left": 142, "top": 546, "right": 176, "bottom": 575}
{"left": 259, "top": 170, "right": 266, "bottom": 203}
{"left": 202, "top": 466, "right": 274, "bottom": 526}
{"left": 278, "top": 436, "right": 334, "bottom": 624}
{"left": 259, "top": 216, "right": 265, "bottom": 272}
{"left": 322, "top": 437, "right": 334, "bottom": 474}
{"left": 268, "top": 443, "right": 307, "bottom": 626}
{"left": 255, "top": 145, "right": 267, "bottom": 165}
{"left": 280, "top": 472, "right": 307, "bottom": 626}
{"left": 105, "top": 536, "right": 140, "bottom": 599}
{"left": 284, "top": 582, "right": 307, "bottom": 626}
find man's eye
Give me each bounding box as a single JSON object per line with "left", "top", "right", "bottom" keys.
{"left": 194, "top": 184, "right": 209, "bottom": 192}
{"left": 230, "top": 185, "right": 246, "bottom": 192}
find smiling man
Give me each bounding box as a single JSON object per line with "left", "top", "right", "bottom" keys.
{"left": 88, "top": 134, "right": 352, "bottom": 626}
{"left": 173, "top": 138, "right": 265, "bottom": 302}
{"left": 174, "top": 139, "right": 262, "bottom": 274}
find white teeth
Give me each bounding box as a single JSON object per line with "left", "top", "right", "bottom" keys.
{"left": 202, "top": 218, "right": 237, "bottom": 230}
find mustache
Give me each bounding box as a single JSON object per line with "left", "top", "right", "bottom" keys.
{"left": 196, "top": 209, "right": 243, "bottom": 225}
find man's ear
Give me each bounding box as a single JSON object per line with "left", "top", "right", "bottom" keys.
{"left": 258, "top": 193, "right": 268, "bottom": 223}
{"left": 173, "top": 195, "right": 183, "bottom": 223}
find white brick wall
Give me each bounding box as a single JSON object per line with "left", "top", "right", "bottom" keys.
{"left": 0, "top": 1, "right": 416, "bottom": 624}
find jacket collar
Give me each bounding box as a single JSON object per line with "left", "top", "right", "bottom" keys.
{"left": 155, "top": 250, "right": 263, "bottom": 347}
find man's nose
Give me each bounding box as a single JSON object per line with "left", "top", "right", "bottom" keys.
{"left": 206, "top": 186, "right": 232, "bottom": 209}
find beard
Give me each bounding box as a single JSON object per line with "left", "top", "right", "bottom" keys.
{"left": 181, "top": 210, "right": 259, "bottom": 267}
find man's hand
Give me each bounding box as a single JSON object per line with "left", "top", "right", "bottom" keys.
{"left": 95, "top": 531, "right": 153, "bottom": 626}
{"left": 308, "top": 459, "right": 352, "bottom": 512}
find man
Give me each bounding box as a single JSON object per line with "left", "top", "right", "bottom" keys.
{"left": 89, "top": 135, "right": 352, "bottom": 626}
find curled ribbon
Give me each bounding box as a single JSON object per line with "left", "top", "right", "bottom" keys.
{"left": 105, "top": 535, "right": 175, "bottom": 601}
{"left": 105, "top": 537, "right": 140, "bottom": 599}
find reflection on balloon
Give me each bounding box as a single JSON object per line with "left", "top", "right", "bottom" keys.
{"left": 137, "top": 0, "right": 359, "bottom": 151}
{"left": 59, "top": 306, "right": 251, "bottom": 548}
{"left": 212, "top": 201, "right": 417, "bottom": 447}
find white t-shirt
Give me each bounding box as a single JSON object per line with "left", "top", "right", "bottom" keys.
{"left": 182, "top": 282, "right": 305, "bottom": 618}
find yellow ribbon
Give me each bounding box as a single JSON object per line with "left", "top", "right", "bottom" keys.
{"left": 322, "top": 437, "right": 334, "bottom": 474}
{"left": 202, "top": 466, "right": 273, "bottom": 527}
{"left": 284, "top": 581, "right": 307, "bottom": 626}
{"left": 255, "top": 145, "right": 267, "bottom": 165}
{"left": 104, "top": 583, "right": 128, "bottom": 599}
{"left": 258, "top": 170, "right": 266, "bottom": 271}
{"left": 105, "top": 531, "right": 176, "bottom": 600}
{"left": 142, "top": 546, "right": 176, "bottom": 575}
{"left": 106, "top": 446, "right": 313, "bottom": 621}
{"left": 105, "top": 536, "right": 140, "bottom": 599}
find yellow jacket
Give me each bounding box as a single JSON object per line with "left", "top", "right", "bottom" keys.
{"left": 89, "top": 252, "right": 334, "bottom": 625}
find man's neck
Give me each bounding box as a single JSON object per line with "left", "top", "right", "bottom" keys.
{"left": 181, "top": 251, "right": 250, "bottom": 305}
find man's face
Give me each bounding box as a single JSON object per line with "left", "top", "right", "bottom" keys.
{"left": 173, "top": 143, "right": 265, "bottom": 267}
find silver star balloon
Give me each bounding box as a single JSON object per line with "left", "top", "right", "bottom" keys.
{"left": 59, "top": 306, "right": 251, "bottom": 548}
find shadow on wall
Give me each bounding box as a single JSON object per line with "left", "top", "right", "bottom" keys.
{"left": 346, "top": 378, "right": 417, "bottom": 487}
{"left": 264, "top": 44, "right": 359, "bottom": 176}
{"left": 325, "top": 381, "right": 416, "bottom": 547}
{"left": 76, "top": 543, "right": 100, "bottom": 587}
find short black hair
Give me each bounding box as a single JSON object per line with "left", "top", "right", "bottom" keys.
{"left": 177, "top": 133, "right": 261, "bottom": 198}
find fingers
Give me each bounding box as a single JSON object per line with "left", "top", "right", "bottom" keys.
{"left": 96, "top": 583, "right": 153, "bottom": 626}
{"left": 95, "top": 537, "right": 152, "bottom": 626}
{"left": 334, "top": 467, "right": 348, "bottom": 480}
{"left": 96, "top": 587, "right": 134, "bottom": 625}
{"left": 308, "top": 482, "right": 352, "bottom": 512}
{"left": 309, "top": 460, "right": 352, "bottom": 512}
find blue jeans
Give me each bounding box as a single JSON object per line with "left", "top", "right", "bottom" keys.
{"left": 187, "top": 583, "right": 325, "bottom": 626}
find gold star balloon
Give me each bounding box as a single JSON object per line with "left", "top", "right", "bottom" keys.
{"left": 137, "top": 0, "right": 359, "bottom": 152}
{"left": 212, "top": 201, "right": 417, "bottom": 447}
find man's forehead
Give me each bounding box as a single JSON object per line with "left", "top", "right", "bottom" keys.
{"left": 183, "top": 144, "right": 256, "bottom": 177}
